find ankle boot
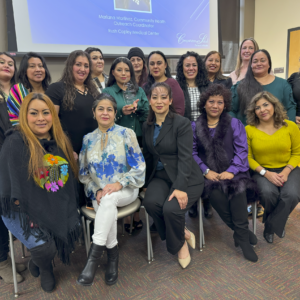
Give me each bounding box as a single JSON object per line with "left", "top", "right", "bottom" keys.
{"left": 105, "top": 245, "right": 119, "bottom": 285}
{"left": 233, "top": 233, "right": 258, "bottom": 262}
{"left": 30, "top": 240, "right": 57, "bottom": 293}
{"left": 77, "top": 243, "right": 105, "bottom": 286}
{"left": 234, "top": 231, "right": 257, "bottom": 246}
{"left": 0, "top": 259, "right": 24, "bottom": 284}
{"left": 203, "top": 199, "right": 213, "bottom": 219}
{"left": 28, "top": 259, "right": 40, "bottom": 277}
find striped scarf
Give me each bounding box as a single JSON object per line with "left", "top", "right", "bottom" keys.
{"left": 6, "top": 83, "right": 29, "bottom": 126}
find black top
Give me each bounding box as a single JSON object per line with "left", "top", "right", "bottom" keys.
{"left": 0, "top": 93, "right": 12, "bottom": 150}
{"left": 142, "top": 114, "right": 204, "bottom": 191}
{"left": 287, "top": 72, "right": 300, "bottom": 116}
{"left": 212, "top": 77, "right": 233, "bottom": 89}
{"left": 46, "top": 82, "right": 98, "bottom": 153}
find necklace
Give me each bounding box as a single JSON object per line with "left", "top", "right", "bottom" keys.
{"left": 207, "top": 121, "right": 219, "bottom": 127}
{"left": 75, "top": 85, "right": 87, "bottom": 95}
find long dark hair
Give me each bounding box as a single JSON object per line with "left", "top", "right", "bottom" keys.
{"left": 106, "top": 57, "right": 139, "bottom": 92}
{"left": 59, "top": 50, "right": 99, "bottom": 110}
{"left": 176, "top": 51, "right": 209, "bottom": 93}
{"left": 237, "top": 49, "right": 272, "bottom": 115}
{"left": 143, "top": 51, "right": 172, "bottom": 96}
{"left": 85, "top": 47, "right": 104, "bottom": 58}
{"left": 147, "top": 82, "right": 177, "bottom": 125}
{"left": 17, "top": 52, "right": 51, "bottom": 92}
{"left": 0, "top": 52, "right": 17, "bottom": 90}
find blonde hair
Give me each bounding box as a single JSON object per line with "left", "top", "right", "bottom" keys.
{"left": 234, "top": 38, "right": 259, "bottom": 79}
{"left": 246, "top": 91, "right": 288, "bottom": 128}
{"left": 18, "top": 93, "right": 78, "bottom": 181}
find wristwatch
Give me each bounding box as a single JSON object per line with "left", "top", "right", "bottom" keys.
{"left": 203, "top": 169, "right": 210, "bottom": 176}
{"left": 259, "top": 169, "right": 267, "bottom": 176}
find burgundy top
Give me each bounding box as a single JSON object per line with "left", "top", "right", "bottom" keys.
{"left": 192, "top": 118, "right": 249, "bottom": 174}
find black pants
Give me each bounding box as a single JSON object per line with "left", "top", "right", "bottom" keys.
{"left": 143, "top": 169, "right": 203, "bottom": 255}
{"left": 209, "top": 189, "right": 249, "bottom": 242}
{"left": 253, "top": 167, "right": 300, "bottom": 236}
{"left": 0, "top": 217, "right": 9, "bottom": 262}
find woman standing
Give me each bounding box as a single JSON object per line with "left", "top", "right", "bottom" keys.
{"left": 6, "top": 52, "right": 51, "bottom": 125}
{"left": 77, "top": 94, "right": 145, "bottom": 286}
{"left": 142, "top": 82, "right": 204, "bottom": 269}
{"left": 229, "top": 38, "right": 259, "bottom": 84}
{"left": 230, "top": 50, "right": 296, "bottom": 126}
{"left": 0, "top": 93, "right": 80, "bottom": 292}
{"left": 192, "top": 84, "right": 258, "bottom": 262}
{"left": 85, "top": 47, "right": 108, "bottom": 93}
{"left": 246, "top": 91, "right": 300, "bottom": 243}
{"left": 46, "top": 50, "right": 99, "bottom": 158}
{"left": 204, "top": 51, "right": 232, "bottom": 89}
{"left": 127, "top": 47, "right": 148, "bottom": 87}
{"left": 0, "top": 52, "right": 27, "bottom": 284}
{"left": 176, "top": 51, "right": 210, "bottom": 122}
{"left": 287, "top": 71, "right": 300, "bottom": 125}
{"left": 103, "top": 57, "right": 149, "bottom": 147}
{"left": 143, "top": 51, "right": 185, "bottom": 116}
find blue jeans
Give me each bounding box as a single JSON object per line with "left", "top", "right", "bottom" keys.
{"left": 1, "top": 212, "right": 45, "bottom": 250}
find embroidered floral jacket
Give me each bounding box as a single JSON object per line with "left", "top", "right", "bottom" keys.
{"left": 79, "top": 124, "right": 145, "bottom": 200}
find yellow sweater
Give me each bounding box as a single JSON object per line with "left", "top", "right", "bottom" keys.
{"left": 246, "top": 120, "right": 300, "bottom": 170}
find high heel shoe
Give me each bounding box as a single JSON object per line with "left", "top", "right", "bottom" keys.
{"left": 263, "top": 230, "right": 274, "bottom": 243}
{"left": 185, "top": 227, "right": 196, "bottom": 249}
{"left": 234, "top": 236, "right": 258, "bottom": 262}
{"left": 178, "top": 241, "right": 191, "bottom": 269}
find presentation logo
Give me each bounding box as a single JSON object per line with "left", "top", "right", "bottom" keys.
{"left": 176, "top": 33, "right": 209, "bottom": 47}
{"left": 114, "top": 0, "right": 152, "bottom": 13}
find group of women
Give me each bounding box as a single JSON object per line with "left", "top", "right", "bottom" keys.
{"left": 0, "top": 36, "right": 299, "bottom": 293}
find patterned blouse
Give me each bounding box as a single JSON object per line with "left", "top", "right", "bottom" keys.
{"left": 79, "top": 124, "right": 146, "bottom": 201}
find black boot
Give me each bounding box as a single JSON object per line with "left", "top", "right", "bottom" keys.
{"left": 233, "top": 232, "right": 258, "bottom": 262}
{"left": 28, "top": 259, "right": 40, "bottom": 278}
{"left": 105, "top": 245, "right": 119, "bottom": 286}
{"left": 203, "top": 199, "right": 213, "bottom": 219}
{"left": 188, "top": 202, "right": 198, "bottom": 218}
{"left": 234, "top": 230, "right": 257, "bottom": 246}
{"left": 29, "top": 240, "right": 57, "bottom": 293}
{"left": 77, "top": 243, "right": 105, "bottom": 286}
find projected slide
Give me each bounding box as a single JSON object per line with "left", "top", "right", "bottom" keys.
{"left": 26, "top": 0, "right": 210, "bottom": 49}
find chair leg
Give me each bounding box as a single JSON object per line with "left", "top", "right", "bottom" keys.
{"left": 81, "top": 216, "right": 89, "bottom": 257}
{"left": 21, "top": 243, "right": 25, "bottom": 259}
{"left": 144, "top": 207, "right": 153, "bottom": 263}
{"left": 252, "top": 202, "right": 257, "bottom": 235}
{"left": 86, "top": 219, "right": 92, "bottom": 254}
{"left": 199, "top": 198, "right": 203, "bottom": 251}
{"left": 122, "top": 218, "right": 125, "bottom": 236}
{"left": 8, "top": 231, "right": 19, "bottom": 298}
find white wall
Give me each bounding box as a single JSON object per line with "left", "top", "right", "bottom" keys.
{"left": 254, "top": 0, "right": 300, "bottom": 79}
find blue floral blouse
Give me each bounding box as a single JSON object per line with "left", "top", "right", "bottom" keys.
{"left": 79, "top": 124, "right": 146, "bottom": 201}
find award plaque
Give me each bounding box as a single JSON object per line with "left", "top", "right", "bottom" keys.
{"left": 123, "top": 81, "right": 136, "bottom": 106}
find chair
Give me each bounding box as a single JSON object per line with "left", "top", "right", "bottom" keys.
{"left": 81, "top": 197, "right": 141, "bottom": 256}
{"left": 198, "top": 198, "right": 205, "bottom": 251}
{"left": 8, "top": 230, "right": 20, "bottom": 298}
{"left": 251, "top": 202, "right": 257, "bottom": 234}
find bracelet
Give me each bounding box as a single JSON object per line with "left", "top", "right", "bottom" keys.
{"left": 285, "top": 165, "right": 293, "bottom": 171}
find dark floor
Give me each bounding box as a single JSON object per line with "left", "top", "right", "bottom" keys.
{"left": 1, "top": 204, "right": 300, "bottom": 300}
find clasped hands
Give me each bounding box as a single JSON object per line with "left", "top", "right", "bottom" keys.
{"left": 205, "top": 171, "right": 234, "bottom": 181}
{"left": 96, "top": 182, "right": 122, "bottom": 205}
{"left": 122, "top": 99, "right": 139, "bottom": 115}
{"left": 265, "top": 170, "right": 289, "bottom": 187}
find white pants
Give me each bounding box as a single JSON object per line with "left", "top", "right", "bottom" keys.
{"left": 92, "top": 187, "right": 138, "bottom": 249}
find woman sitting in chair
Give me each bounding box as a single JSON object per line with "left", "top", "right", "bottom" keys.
{"left": 0, "top": 93, "right": 80, "bottom": 293}
{"left": 192, "top": 84, "right": 259, "bottom": 262}
{"left": 77, "top": 93, "right": 145, "bottom": 286}
{"left": 142, "top": 82, "right": 204, "bottom": 269}
{"left": 246, "top": 91, "right": 300, "bottom": 243}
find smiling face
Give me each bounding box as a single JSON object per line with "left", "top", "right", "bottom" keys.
{"left": 183, "top": 56, "right": 198, "bottom": 81}
{"left": 240, "top": 40, "right": 255, "bottom": 63}
{"left": 94, "top": 99, "right": 116, "bottom": 129}
{"left": 90, "top": 51, "right": 104, "bottom": 76}
{"left": 26, "top": 57, "right": 45, "bottom": 85}
{"left": 72, "top": 55, "right": 90, "bottom": 85}
{"left": 27, "top": 99, "right": 53, "bottom": 139}
{"left": 112, "top": 62, "right": 131, "bottom": 86}
{"left": 205, "top": 53, "right": 221, "bottom": 76}
{"left": 205, "top": 95, "right": 225, "bottom": 119}
{"left": 251, "top": 51, "right": 270, "bottom": 77}
{"left": 255, "top": 98, "right": 274, "bottom": 122}
{"left": 0, "top": 54, "right": 15, "bottom": 83}
{"left": 130, "top": 56, "right": 144, "bottom": 73}
{"left": 148, "top": 54, "right": 167, "bottom": 81}
{"left": 149, "top": 86, "right": 172, "bottom": 116}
